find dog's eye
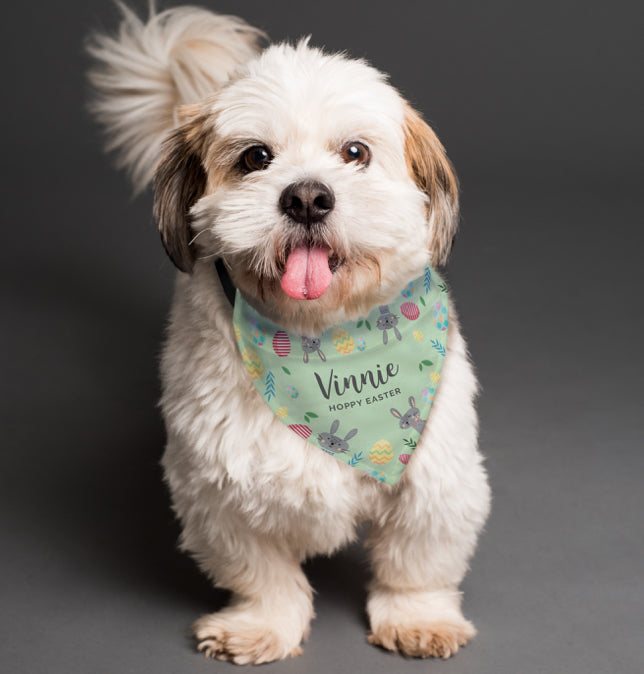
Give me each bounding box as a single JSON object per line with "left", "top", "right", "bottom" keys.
{"left": 341, "top": 141, "right": 370, "bottom": 166}
{"left": 241, "top": 145, "right": 273, "bottom": 172}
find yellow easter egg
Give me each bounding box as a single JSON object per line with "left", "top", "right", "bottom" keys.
{"left": 369, "top": 439, "right": 393, "bottom": 465}
{"left": 332, "top": 327, "right": 355, "bottom": 354}
{"left": 276, "top": 406, "right": 289, "bottom": 418}
{"left": 233, "top": 324, "right": 241, "bottom": 341}
{"left": 241, "top": 347, "right": 263, "bottom": 380}
{"left": 413, "top": 330, "right": 424, "bottom": 342}
{"left": 429, "top": 372, "right": 440, "bottom": 384}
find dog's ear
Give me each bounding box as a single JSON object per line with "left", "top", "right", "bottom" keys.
{"left": 403, "top": 103, "right": 459, "bottom": 267}
{"left": 153, "top": 107, "right": 211, "bottom": 273}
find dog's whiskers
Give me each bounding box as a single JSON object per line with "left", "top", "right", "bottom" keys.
{"left": 196, "top": 251, "right": 219, "bottom": 262}
{"left": 189, "top": 228, "right": 210, "bottom": 247}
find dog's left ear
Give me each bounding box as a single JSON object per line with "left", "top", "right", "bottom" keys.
{"left": 403, "top": 104, "right": 459, "bottom": 267}
{"left": 153, "top": 106, "right": 211, "bottom": 273}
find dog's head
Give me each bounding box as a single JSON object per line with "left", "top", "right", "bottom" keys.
{"left": 153, "top": 40, "right": 458, "bottom": 331}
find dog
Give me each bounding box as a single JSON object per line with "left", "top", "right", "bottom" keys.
{"left": 88, "top": 4, "right": 491, "bottom": 664}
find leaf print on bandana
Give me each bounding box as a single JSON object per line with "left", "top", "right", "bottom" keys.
{"left": 424, "top": 266, "right": 432, "bottom": 294}
{"left": 264, "top": 370, "right": 275, "bottom": 401}
{"left": 418, "top": 359, "right": 434, "bottom": 372}
{"left": 431, "top": 339, "right": 446, "bottom": 356}
{"left": 348, "top": 451, "right": 364, "bottom": 466}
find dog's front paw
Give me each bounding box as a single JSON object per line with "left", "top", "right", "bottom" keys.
{"left": 193, "top": 610, "right": 305, "bottom": 665}
{"left": 366, "top": 587, "right": 476, "bottom": 659}
{"left": 367, "top": 619, "right": 475, "bottom": 659}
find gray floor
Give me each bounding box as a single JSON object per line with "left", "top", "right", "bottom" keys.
{"left": 1, "top": 1, "right": 643, "bottom": 673}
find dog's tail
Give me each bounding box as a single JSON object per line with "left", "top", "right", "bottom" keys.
{"left": 87, "top": 2, "right": 266, "bottom": 192}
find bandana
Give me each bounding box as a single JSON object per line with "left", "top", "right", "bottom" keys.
{"left": 231, "top": 264, "right": 448, "bottom": 485}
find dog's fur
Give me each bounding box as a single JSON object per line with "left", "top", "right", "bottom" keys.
{"left": 88, "top": 4, "right": 491, "bottom": 664}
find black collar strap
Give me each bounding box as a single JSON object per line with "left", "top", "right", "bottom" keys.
{"left": 215, "top": 258, "right": 236, "bottom": 306}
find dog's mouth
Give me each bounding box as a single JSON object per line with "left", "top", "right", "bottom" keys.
{"left": 279, "top": 245, "right": 344, "bottom": 301}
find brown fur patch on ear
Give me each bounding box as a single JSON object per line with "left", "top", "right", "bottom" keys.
{"left": 153, "top": 113, "right": 211, "bottom": 273}
{"left": 403, "top": 104, "right": 459, "bottom": 267}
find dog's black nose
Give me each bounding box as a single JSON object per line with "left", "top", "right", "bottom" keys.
{"left": 279, "top": 180, "right": 335, "bottom": 225}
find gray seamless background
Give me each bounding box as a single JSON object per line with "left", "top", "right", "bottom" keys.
{"left": 1, "top": 1, "right": 642, "bottom": 672}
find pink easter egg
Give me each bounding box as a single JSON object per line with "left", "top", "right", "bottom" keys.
{"left": 400, "top": 302, "right": 420, "bottom": 321}
{"left": 288, "top": 424, "right": 312, "bottom": 439}
{"left": 398, "top": 453, "right": 411, "bottom": 464}
{"left": 272, "top": 330, "right": 291, "bottom": 357}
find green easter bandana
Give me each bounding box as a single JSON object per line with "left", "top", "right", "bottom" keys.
{"left": 232, "top": 265, "right": 449, "bottom": 485}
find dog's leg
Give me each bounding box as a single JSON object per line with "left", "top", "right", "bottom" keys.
{"left": 192, "top": 535, "right": 313, "bottom": 664}
{"left": 364, "top": 312, "right": 490, "bottom": 659}
{"left": 365, "top": 441, "right": 490, "bottom": 660}
{"left": 365, "top": 504, "right": 482, "bottom": 659}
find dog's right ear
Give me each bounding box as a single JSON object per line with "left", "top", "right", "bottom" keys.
{"left": 153, "top": 107, "right": 211, "bottom": 273}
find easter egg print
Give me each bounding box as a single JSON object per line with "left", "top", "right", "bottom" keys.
{"left": 332, "top": 327, "right": 355, "bottom": 354}
{"left": 272, "top": 330, "right": 291, "bottom": 357}
{"left": 421, "top": 387, "right": 436, "bottom": 406}
{"left": 400, "top": 301, "right": 420, "bottom": 321}
{"left": 429, "top": 372, "right": 440, "bottom": 385}
{"left": 248, "top": 316, "right": 265, "bottom": 346}
{"left": 233, "top": 324, "right": 241, "bottom": 341}
{"left": 286, "top": 385, "right": 299, "bottom": 399}
{"left": 289, "top": 424, "right": 312, "bottom": 439}
{"left": 241, "top": 347, "right": 263, "bottom": 380}
{"left": 401, "top": 282, "right": 414, "bottom": 298}
{"left": 365, "top": 469, "right": 387, "bottom": 482}
{"left": 399, "top": 453, "right": 411, "bottom": 465}
{"left": 356, "top": 337, "right": 366, "bottom": 351}
{"left": 413, "top": 330, "right": 423, "bottom": 342}
{"left": 369, "top": 439, "right": 393, "bottom": 465}
{"left": 276, "top": 406, "right": 289, "bottom": 418}
{"left": 432, "top": 301, "right": 448, "bottom": 331}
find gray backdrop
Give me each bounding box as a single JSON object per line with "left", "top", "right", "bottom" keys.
{"left": 1, "top": 1, "right": 642, "bottom": 672}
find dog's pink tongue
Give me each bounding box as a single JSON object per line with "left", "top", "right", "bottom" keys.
{"left": 281, "top": 246, "right": 332, "bottom": 300}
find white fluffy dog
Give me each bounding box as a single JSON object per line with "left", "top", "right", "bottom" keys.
{"left": 88, "top": 4, "right": 490, "bottom": 664}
